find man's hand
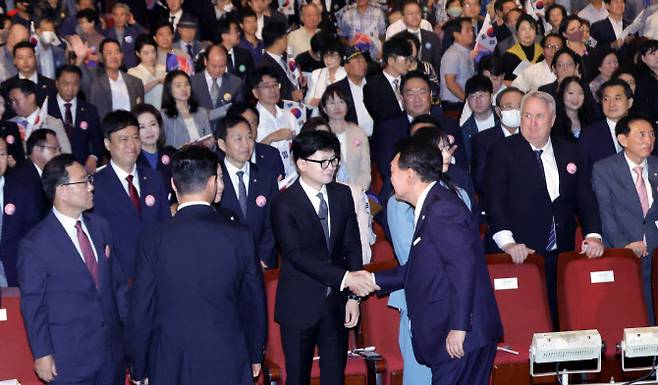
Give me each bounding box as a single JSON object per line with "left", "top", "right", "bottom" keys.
{"left": 251, "top": 363, "right": 262, "bottom": 377}
{"left": 446, "top": 330, "right": 466, "bottom": 359}
{"left": 84, "top": 156, "right": 98, "bottom": 173}
{"left": 345, "top": 271, "right": 379, "bottom": 296}
{"left": 67, "top": 35, "right": 88, "bottom": 65}
{"left": 502, "top": 243, "right": 535, "bottom": 264}
{"left": 291, "top": 89, "right": 305, "bottom": 102}
{"left": 263, "top": 128, "right": 294, "bottom": 144}
{"left": 625, "top": 240, "right": 648, "bottom": 258}
{"left": 580, "top": 237, "right": 604, "bottom": 258}
{"left": 344, "top": 299, "right": 360, "bottom": 328}
{"left": 34, "top": 355, "right": 57, "bottom": 382}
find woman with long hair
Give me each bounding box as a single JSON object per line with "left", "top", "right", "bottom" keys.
{"left": 633, "top": 40, "right": 658, "bottom": 123}
{"left": 553, "top": 76, "right": 599, "bottom": 142}
{"left": 128, "top": 35, "right": 166, "bottom": 109}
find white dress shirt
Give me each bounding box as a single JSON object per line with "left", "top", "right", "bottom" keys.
{"left": 256, "top": 102, "right": 300, "bottom": 177}
{"left": 57, "top": 94, "right": 77, "bottom": 125}
{"left": 178, "top": 201, "right": 211, "bottom": 210}
{"left": 384, "top": 18, "right": 433, "bottom": 40}
{"left": 18, "top": 71, "right": 38, "bottom": 84}
{"left": 382, "top": 70, "right": 402, "bottom": 109}
{"left": 169, "top": 9, "right": 183, "bottom": 31}
{"left": 52, "top": 207, "right": 98, "bottom": 262}
{"left": 109, "top": 72, "right": 131, "bottom": 112}
{"left": 224, "top": 158, "right": 250, "bottom": 198}
{"left": 624, "top": 154, "right": 654, "bottom": 207}
{"left": 606, "top": 118, "right": 623, "bottom": 153}
{"left": 414, "top": 181, "right": 437, "bottom": 226}
{"left": 577, "top": 3, "right": 609, "bottom": 24}
{"left": 299, "top": 175, "right": 331, "bottom": 233}
{"left": 609, "top": 16, "right": 624, "bottom": 40}
{"left": 110, "top": 160, "right": 140, "bottom": 196}
{"left": 348, "top": 77, "right": 373, "bottom": 136}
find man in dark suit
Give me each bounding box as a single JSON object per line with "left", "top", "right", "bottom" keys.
{"left": 0, "top": 137, "right": 41, "bottom": 287}
{"left": 77, "top": 38, "right": 145, "bottom": 121}
{"left": 372, "top": 136, "right": 502, "bottom": 385}
{"left": 364, "top": 36, "right": 412, "bottom": 124}
{"left": 49, "top": 65, "right": 104, "bottom": 173}
{"left": 589, "top": 0, "right": 630, "bottom": 51}
{"left": 92, "top": 111, "right": 170, "bottom": 280}
{"left": 579, "top": 78, "right": 632, "bottom": 176}
{"left": 0, "top": 120, "right": 25, "bottom": 163}
{"left": 334, "top": 47, "right": 373, "bottom": 136}
{"left": 128, "top": 145, "right": 266, "bottom": 385}
{"left": 271, "top": 130, "right": 374, "bottom": 385}
{"left": 215, "top": 115, "right": 279, "bottom": 268}
{"left": 261, "top": 22, "right": 305, "bottom": 102}
{"left": 1, "top": 41, "right": 56, "bottom": 120}
{"left": 18, "top": 154, "right": 128, "bottom": 384}
{"left": 174, "top": 14, "right": 209, "bottom": 62}
{"left": 484, "top": 90, "right": 604, "bottom": 329}
{"left": 103, "top": 3, "right": 145, "bottom": 70}
{"left": 190, "top": 45, "right": 244, "bottom": 124}
{"left": 393, "top": 0, "right": 442, "bottom": 71}
{"left": 218, "top": 18, "right": 256, "bottom": 83}
{"left": 592, "top": 115, "right": 658, "bottom": 325}
{"left": 471, "top": 87, "right": 523, "bottom": 194}
{"left": 460, "top": 75, "right": 498, "bottom": 164}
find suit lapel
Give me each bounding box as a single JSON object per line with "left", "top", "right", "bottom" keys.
{"left": 614, "top": 153, "right": 646, "bottom": 218}
{"left": 100, "top": 76, "right": 112, "bottom": 108}
{"left": 646, "top": 157, "right": 658, "bottom": 217}
{"left": 84, "top": 214, "right": 108, "bottom": 288}
{"left": 221, "top": 163, "right": 243, "bottom": 220}
{"left": 326, "top": 183, "right": 340, "bottom": 255}
{"left": 108, "top": 166, "right": 141, "bottom": 217}
{"left": 47, "top": 213, "right": 97, "bottom": 288}
{"left": 291, "top": 181, "right": 328, "bottom": 250}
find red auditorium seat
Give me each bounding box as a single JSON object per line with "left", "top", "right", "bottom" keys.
{"left": 363, "top": 260, "right": 403, "bottom": 385}
{"left": 652, "top": 250, "right": 658, "bottom": 323}
{"left": 486, "top": 254, "right": 553, "bottom": 385}
{"left": 370, "top": 166, "right": 384, "bottom": 196}
{"left": 371, "top": 240, "right": 395, "bottom": 262}
{"left": 263, "top": 269, "right": 372, "bottom": 385}
{"left": 0, "top": 288, "right": 42, "bottom": 385}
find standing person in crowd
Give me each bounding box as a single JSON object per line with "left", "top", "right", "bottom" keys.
{"left": 271, "top": 129, "right": 371, "bottom": 385}
{"left": 0, "top": 94, "right": 25, "bottom": 165}
{"left": 539, "top": 48, "right": 583, "bottom": 95}
{"left": 461, "top": 75, "right": 499, "bottom": 163}
{"left": 0, "top": 24, "right": 30, "bottom": 83}
{"left": 133, "top": 103, "right": 177, "bottom": 205}
{"left": 392, "top": 0, "right": 442, "bottom": 72}
{"left": 588, "top": 49, "right": 619, "bottom": 101}
{"left": 93, "top": 110, "right": 170, "bottom": 280}
{"left": 0, "top": 136, "right": 42, "bottom": 287}
{"left": 35, "top": 18, "right": 66, "bottom": 81}
{"left": 287, "top": 3, "right": 322, "bottom": 58}
{"left": 512, "top": 34, "right": 564, "bottom": 92}
{"left": 398, "top": 31, "right": 441, "bottom": 104}
{"left": 440, "top": 17, "right": 475, "bottom": 112}
{"left": 18, "top": 154, "right": 129, "bottom": 385}
{"left": 152, "top": 22, "right": 192, "bottom": 67}
{"left": 48, "top": 64, "right": 103, "bottom": 172}
{"left": 238, "top": 9, "right": 265, "bottom": 66}
{"left": 161, "top": 70, "right": 213, "bottom": 149}
{"left": 175, "top": 15, "right": 207, "bottom": 62}
{"left": 552, "top": 76, "right": 600, "bottom": 141}
{"left": 612, "top": 66, "right": 637, "bottom": 95}
{"left": 546, "top": 4, "right": 568, "bottom": 33}
{"left": 103, "top": 2, "right": 144, "bottom": 70}
{"left": 484, "top": 91, "right": 604, "bottom": 329}
{"left": 76, "top": 8, "right": 105, "bottom": 66}
{"left": 334, "top": 47, "right": 373, "bottom": 136}
{"left": 128, "top": 145, "right": 266, "bottom": 385}
{"left": 337, "top": 0, "right": 387, "bottom": 59}
{"left": 503, "top": 14, "right": 543, "bottom": 82}
{"left": 385, "top": 0, "right": 434, "bottom": 41}
{"left": 261, "top": 21, "right": 305, "bottom": 102}
{"left": 493, "top": 8, "right": 523, "bottom": 56}
{"left": 128, "top": 35, "right": 167, "bottom": 110}
{"left": 251, "top": 66, "right": 300, "bottom": 177}
{"left": 305, "top": 40, "right": 347, "bottom": 108}
{"left": 633, "top": 40, "right": 658, "bottom": 123}
{"left": 218, "top": 18, "right": 256, "bottom": 83}
{"left": 215, "top": 115, "right": 279, "bottom": 268}
{"left": 592, "top": 115, "right": 658, "bottom": 325}
{"left": 589, "top": 0, "right": 630, "bottom": 51}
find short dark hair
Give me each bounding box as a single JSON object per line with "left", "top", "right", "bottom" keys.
{"left": 171, "top": 145, "right": 218, "bottom": 195}
{"left": 239, "top": 8, "right": 257, "bottom": 22}
{"left": 541, "top": 32, "right": 565, "bottom": 48}
{"left": 76, "top": 8, "right": 99, "bottom": 24}
{"left": 132, "top": 103, "right": 165, "bottom": 148}
{"left": 546, "top": 3, "right": 567, "bottom": 22}
{"left": 319, "top": 39, "right": 342, "bottom": 58}
{"left": 465, "top": 74, "right": 493, "bottom": 96}
{"left": 262, "top": 21, "right": 287, "bottom": 49}
{"left": 603, "top": 0, "right": 624, "bottom": 4}
{"left": 217, "top": 18, "right": 238, "bottom": 37}
{"left": 7, "top": 78, "right": 36, "bottom": 96}
{"left": 310, "top": 30, "right": 331, "bottom": 53}
{"left": 135, "top": 34, "right": 157, "bottom": 56}
{"left": 12, "top": 40, "right": 34, "bottom": 57}
{"left": 300, "top": 117, "right": 330, "bottom": 133}
{"left": 600, "top": 78, "right": 633, "bottom": 100}
{"left": 291, "top": 130, "right": 340, "bottom": 163}
{"left": 516, "top": 13, "right": 538, "bottom": 32}
{"left": 102, "top": 110, "right": 139, "bottom": 138}
{"left": 227, "top": 101, "right": 259, "bottom": 121}
{"left": 558, "top": 15, "right": 583, "bottom": 36}
{"left": 395, "top": 136, "right": 443, "bottom": 183}
{"left": 41, "top": 154, "right": 77, "bottom": 203}
{"left": 319, "top": 84, "right": 352, "bottom": 121}
{"left": 383, "top": 35, "right": 412, "bottom": 65}
{"left": 55, "top": 64, "right": 82, "bottom": 80}
{"left": 478, "top": 55, "right": 504, "bottom": 76}
{"left": 153, "top": 21, "right": 175, "bottom": 36}
{"left": 162, "top": 70, "right": 200, "bottom": 118}
{"left": 396, "top": 30, "right": 420, "bottom": 52}
{"left": 496, "top": 86, "right": 524, "bottom": 105}
{"left": 443, "top": 17, "right": 471, "bottom": 45}
{"left": 26, "top": 128, "right": 56, "bottom": 156}
{"left": 250, "top": 65, "right": 281, "bottom": 91}
{"left": 400, "top": 70, "right": 430, "bottom": 92}
{"left": 100, "top": 37, "right": 120, "bottom": 54}
{"left": 615, "top": 114, "right": 652, "bottom": 138}
{"left": 214, "top": 115, "right": 251, "bottom": 140}
{"left": 494, "top": 0, "right": 516, "bottom": 12}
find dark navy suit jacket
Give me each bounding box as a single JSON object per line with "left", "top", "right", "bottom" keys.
{"left": 471, "top": 125, "right": 511, "bottom": 194}
{"left": 7, "top": 160, "right": 49, "bottom": 215}
{"left": 217, "top": 143, "right": 286, "bottom": 180}
{"left": 578, "top": 119, "right": 618, "bottom": 177}
{"left": 590, "top": 18, "right": 630, "bottom": 50}
{"left": 334, "top": 77, "right": 359, "bottom": 125}
{"left": 137, "top": 147, "right": 176, "bottom": 204}
{"left": 484, "top": 135, "right": 601, "bottom": 253}
{"left": 92, "top": 164, "right": 170, "bottom": 278}
{"left": 375, "top": 183, "right": 502, "bottom": 365}
{"left": 219, "top": 162, "right": 279, "bottom": 267}
{"left": 47, "top": 97, "right": 104, "bottom": 164}
{"left": 104, "top": 25, "right": 144, "bottom": 71}
{"left": 363, "top": 72, "right": 404, "bottom": 124}
{"left": 0, "top": 121, "right": 25, "bottom": 162}
{"left": 127, "top": 204, "right": 266, "bottom": 385}
{"left": 18, "top": 212, "right": 128, "bottom": 380}
{"left": 0, "top": 177, "right": 41, "bottom": 286}
{"left": 460, "top": 111, "right": 499, "bottom": 164}
{"left": 1, "top": 74, "right": 56, "bottom": 119}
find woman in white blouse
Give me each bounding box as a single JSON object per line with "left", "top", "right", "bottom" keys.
{"left": 305, "top": 40, "right": 347, "bottom": 107}
{"left": 160, "top": 70, "right": 213, "bottom": 149}
{"left": 128, "top": 35, "right": 166, "bottom": 109}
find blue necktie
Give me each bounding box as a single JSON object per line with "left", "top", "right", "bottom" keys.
{"left": 535, "top": 150, "right": 557, "bottom": 252}
{"left": 236, "top": 170, "right": 248, "bottom": 218}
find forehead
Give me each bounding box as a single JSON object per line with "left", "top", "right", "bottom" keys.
{"left": 138, "top": 112, "right": 158, "bottom": 122}
{"left": 556, "top": 53, "right": 574, "bottom": 62}
{"left": 403, "top": 77, "right": 429, "bottom": 89}
{"left": 111, "top": 125, "right": 139, "bottom": 137}
{"left": 629, "top": 120, "right": 653, "bottom": 132}
{"left": 402, "top": 2, "right": 421, "bottom": 12}
{"left": 308, "top": 149, "right": 336, "bottom": 159}
{"left": 172, "top": 75, "right": 189, "bottom": 84}
{"left": 227, "top": 122, "right": 251, "bottom": 134}
{"left": 546, "top": 36, "right": 563, "bottom": 45}
{"left": 602, "top": 85, "right": 626, "bottom": 97}
{"left": 102, "top": 42, "right": 121, "bottom": 52}
{"left": 15, "top": 47, "right": 34, "bottom": 56}
{"left": 66, "top": 162, "right": 86, "bottom": 178}
{"left": 259, "top": 75, "right": 277, "bottom": 84}
{"left": 522, "top": 96, "right": 550, "bottom": 112}
{"left": 500, "top": 91, "right": 522, "bottom": 104}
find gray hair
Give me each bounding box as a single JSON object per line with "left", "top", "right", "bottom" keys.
{"left": 521, "top": 91, "right": 556, "bottom": 118}
{"left": 112, "top": 2, "right": 131, "bottom": 13}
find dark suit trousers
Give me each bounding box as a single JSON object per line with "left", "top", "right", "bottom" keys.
{"left": 280, "top": 297, "right": 348, "bottom": 385}
{"left": 545, "top": 250, "right": 560, "bottom": 331}
{"left": 430, "top": 341, "right": 496, "bottom": 385}
{"left": 51, "top": 344, "right": 123, "bottom": 385}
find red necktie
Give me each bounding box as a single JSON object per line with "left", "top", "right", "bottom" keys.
{"left": 75, "top": 220, "right": 99, "bottom": 288}
{"left": 126, "top": 175, "right": 141, "bottom": 216}
{"left": 64, "top": 102, "right": 74, "bottom": 140}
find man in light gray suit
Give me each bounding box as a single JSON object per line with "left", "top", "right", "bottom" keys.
{"left": 190, "top": 44, "right": 244, "bottom": 125}
{"left": 592, "top": 114, "right": 658, "bottom": 325}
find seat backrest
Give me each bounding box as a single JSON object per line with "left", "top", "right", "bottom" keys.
{"left": 264, "top": 269, "right": 287, "bottom": 383}
{"left": 371, "top": 240, "right": 395, "bottom": 263}
{"left": 557, "top": 249, "right": 647, "bottom": 356}
{"left": 0, "top": 288, "right": 42, "bottom": 385}
{"left": 486, "top": 254, "right": 552, "bottom": 363}
{"left": 362, "top": 260, "right": 402, "bottom": 354}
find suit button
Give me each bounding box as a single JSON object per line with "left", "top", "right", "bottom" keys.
{"left": 100, "top": 321, "right": 105, "bottom": 327}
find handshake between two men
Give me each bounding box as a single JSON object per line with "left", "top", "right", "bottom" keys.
{"left": 344, "top": 270, "right": 381, "bottom": 297}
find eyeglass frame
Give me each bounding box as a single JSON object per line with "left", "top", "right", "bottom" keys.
{"left": 59, "top": 174, "right": 94, "bottom": 187}
{"left": 303, "top": 157, "right": 341, "bottom": 169}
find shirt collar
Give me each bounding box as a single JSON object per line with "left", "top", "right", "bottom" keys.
{"left": 110, "top": 160, "right": 137, "bottom": 182}
{"left": 57, "top": 94, "right": 77, "bottom": 108}
{"left": 529, "top": 138, "right": 553, "bottom": 153}
{"left": 382, "top": 70, "right": 400, "bottom": 84}
{"left": 624, "top": 152, "right": 648, "bottom": 174}
{"left": 205, "top": 69, "right": 218, "bottom": 83}
{"left": 414, "top": 181, "right": 437, "bottom": 226}
{"left": 170, "top": 9, "right": 183, "bottom": 19}
{"left": 19, "top": 71, "right": 38, "bottom": 84}
{"left": 178, "top": 201, "right": 211, "bottom": 210}
{"left": 348, "top": 76, "right": 365, "bottom": 88}
{"left": 267, "top": 51, "right": 283, "bottom": 62}
{"left": 52, "top": 206, "right": 83, "bottom": 229}
{"left": 298, "top": 175, "right": 328, "bottom": 201}
{"left": 25, "top": 108, "right": 39, "bottom": 124}
{"left": 224, "top": 158, "right": 249, "bottom": 177}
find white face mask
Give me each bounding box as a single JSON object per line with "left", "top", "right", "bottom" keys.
{"left": 39, "top": 31, "right": 59, "bottom": 45}
{"left": 500, "top": 109, "right": 521, "bottom": 128}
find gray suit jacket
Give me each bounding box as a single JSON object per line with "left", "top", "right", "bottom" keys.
{"left": 592, "top": 152, "right": 658, "bottom": 252}
{"left": 190, "top": 71, "right": 245, "bottom": 123}
{"left": 161, "top": 107, "right": 212, "bottom": 149}
{"left": 83, "top": 69, "right": 145, "bottom": 120}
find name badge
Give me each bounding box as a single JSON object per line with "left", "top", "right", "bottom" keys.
{"left": 0, "top": 308, "right": 7, "bottom": 322}
{"left": 494, "top": 277, "right": 518, "bottom": 290}
{"left": 590, "top": 270, "right": 615, "bottom": 284}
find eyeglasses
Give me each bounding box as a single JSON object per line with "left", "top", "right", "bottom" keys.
{"left": 395, "top": 55, "right": 415, "bottom": 64}
{"left": 303, "top": 157, "right": 340, "bottom": 169}
{"left": 555, "top": 61, "right": 575, "bottom": 69}
{"left": 60, "top": 174, "right": 94, "bottom": 187}
{"left": 467, "top": 91, "right": 490, "bottom": 101}
{"left": 258, "top": 82, "right": 281, "bottom": 90}
{"left": 544, "top": 44, "right": 562, "bottom": 50}
{"left": 499, "top": 104, "right": 521, "bottom": 111}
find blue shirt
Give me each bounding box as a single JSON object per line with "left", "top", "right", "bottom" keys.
{"left": 142, "top": 150, "right": 159, "bottom": 170}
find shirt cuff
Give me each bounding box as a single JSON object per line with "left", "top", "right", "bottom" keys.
{"left": 492, "top": 230, "right": 516, "bottom": 250}
{"left": 340, "top": 271, "right": 349, "bottom": 291}
{"left": 584, "top": 233, "right": 602, "bottom": 241}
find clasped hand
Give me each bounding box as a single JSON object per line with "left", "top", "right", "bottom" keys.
{"left": 345, "top": 270, "right": 380, "bottom": 296}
